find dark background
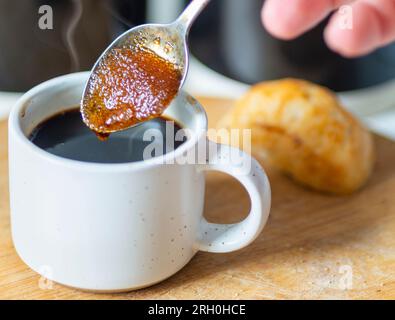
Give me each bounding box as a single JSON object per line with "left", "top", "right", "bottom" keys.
{"left": 1, "top": 0, "right": 394, "bottom": 92}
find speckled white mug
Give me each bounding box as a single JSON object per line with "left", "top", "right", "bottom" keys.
{"left": 8, "top": 72, "right": 271, "bottom": 292}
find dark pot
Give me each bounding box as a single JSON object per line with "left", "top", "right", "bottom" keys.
{"left": 189, "top": 0, "right": 395, "bottom": 92}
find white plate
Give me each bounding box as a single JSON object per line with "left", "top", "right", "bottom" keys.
{"left": 2, "top": 61, "right": 395, "bottom": 139}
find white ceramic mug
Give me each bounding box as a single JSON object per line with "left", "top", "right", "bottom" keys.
{"left": 8, "top": 72, "right": 271, "bottom": 292}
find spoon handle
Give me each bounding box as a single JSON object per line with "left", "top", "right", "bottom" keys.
{"left": 175, "top": 0, "right": 211, "bottom": 34}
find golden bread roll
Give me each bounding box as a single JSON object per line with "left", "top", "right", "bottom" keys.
{"left": 219, "top": 79, "right": 375, "bottom": 194}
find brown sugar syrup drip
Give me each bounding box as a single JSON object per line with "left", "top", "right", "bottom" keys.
{"left": 81, "top": 46, "right": 182, "bottom": 139}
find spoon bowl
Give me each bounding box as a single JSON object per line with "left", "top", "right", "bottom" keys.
{"left": 81, "top": 0, "right": 211, "bottom": 134}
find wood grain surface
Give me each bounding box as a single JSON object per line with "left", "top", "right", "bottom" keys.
{"left": 1, "top": 98, "right": 395, "bottom": 300}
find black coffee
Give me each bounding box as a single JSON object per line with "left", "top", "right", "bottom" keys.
{"left": 29, "top": 108, "right": 186, "bottom": 164}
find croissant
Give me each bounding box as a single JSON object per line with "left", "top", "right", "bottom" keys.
{"left": 219, "top": 79, "right": 375, "bottom": 194}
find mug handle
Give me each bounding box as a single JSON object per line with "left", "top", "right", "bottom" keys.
{"left": 196, "top": 140, "right": 271, "bottom": 253}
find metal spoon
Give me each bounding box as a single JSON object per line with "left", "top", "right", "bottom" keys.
{"left": 81, "top": 0, "right": 211, "bottom": 133}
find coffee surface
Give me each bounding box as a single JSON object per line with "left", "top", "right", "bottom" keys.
{"left": 30, "top": 108, "right": 185, "bottom": 164}
{"left": 81, "top": 47, "right": 182, "bottom": 135}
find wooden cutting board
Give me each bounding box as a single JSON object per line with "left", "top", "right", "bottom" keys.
{"left": 1, "top": 98, "right": 395, "bottom": 300}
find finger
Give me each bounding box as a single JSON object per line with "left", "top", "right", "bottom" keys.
{"left": 325, "top": 0, "right": 395, "bottom": 57}
{"left": 262, "top": 0, "right": 354, "bottom": 39}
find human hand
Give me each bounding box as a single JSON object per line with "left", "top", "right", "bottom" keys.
{"left": 262, "top": 0, "right": 395, "bottom": 57}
